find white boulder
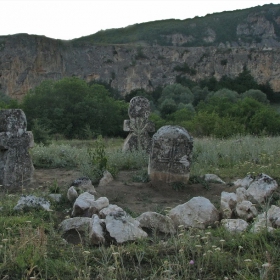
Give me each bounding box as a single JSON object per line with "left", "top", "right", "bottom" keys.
{"left": 98, "top": 170, "right": 114, "bottom": 187}
{"left": 204, "top": 174, "right": 226, "bottom": 184}
{"left": 72, "top": 192, "right": 95, "bottom": 217}
{"left": 14, "top": 195, "right": 51, "bottom": 211}
{"left": 168, "top": 197, "right": 219, "bottom": 229}
{"left": 221, "top": 219, "right": 248, "bottom": 233}
{"left": 105, "top": 210, "right": 147, "bottom": 243}
{"left": 67, "top": 186, "right": 78, "bottom": 202}
{"left": 99, "top": 204, "right": 124, "bottom": 219}
{"left": 59, "top": 217, "right": 91, "bottom": 233}
{"left": 89, "top": 215, "right": 105, "bottom": 245}
{"left": 233, "top": 175, "right": 254, "bottom": 188}
{"left": 235, "top": 200, "right": 258, "bottom": 221}
{"left": 88, "top": 197, "right": 110, "bottom": 216}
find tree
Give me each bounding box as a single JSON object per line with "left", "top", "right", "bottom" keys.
{"left": 241, "top": 89, "right": 269, "bottom": 104}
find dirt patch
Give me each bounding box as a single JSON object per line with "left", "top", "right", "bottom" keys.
{"left": 33, "top": 168, "right": 238, "bottom": 216}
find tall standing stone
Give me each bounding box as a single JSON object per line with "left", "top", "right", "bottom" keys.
{"left": 148, "top": 125, "right": 193, "bottom": 186}
{"left": 0, "top": 109, "right": 34, "bottom": 189}
{"left": 122, "top": 96, "right": 155, "bottom": 152}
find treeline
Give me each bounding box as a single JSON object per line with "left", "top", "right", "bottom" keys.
{"left": 1, "top": 71, "right": 280, "bottom": 142}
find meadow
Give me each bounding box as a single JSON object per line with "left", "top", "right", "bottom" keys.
{"left": 0, "top": 135, "right": 280, "bottom": 279}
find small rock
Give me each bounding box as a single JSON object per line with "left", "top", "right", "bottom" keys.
{"left": 250, "top": 213, "right": 274, "bottom": 233}
{"left": 98, "top": 171, "right": 114, "bottom": 187}
{"left": 88, "top": 197, "right": 110, "bottom": 216}
{"left": 59, "top": 217, "right": 91, "bottom": 233}
{"left": 71, "top": 177, "right": 96, "bottom": 194}
{"left": 235, "top": 200, "right": 258, "bottom": 221}
{"left": 204, "top": 174, "right": 226, "bottom": 184}
{"left": 89, "top": 214, "right": 105, "bottom": 245}
{"left": 48, "top": 193, "right": 62, "bottom": 202}
{"left": 221, "top": 191, "right": 237, "bottom": 218}
{"left": 99, "top": 204, "right": 124, "bottom": 219}
{"left": 67, "top": 186, "right": 78, "bottom": 202}
{"left": 236, "top": 187, "right": 248, "bottom": 203}
{"left": 72, "top": 192, "right": 95, "bottom": 217}
{"left": 14, "top": 195, "right": 50, "bottom": 211}
{"left": 233, "top": 175, "right": 254, "bottom": 188}
{"left": 105, "top": 210, "right": 147, "bottom": 243}
{"left": 221, "top": 219, "right": 248, "bottom": 233}
{"left": 136, "top": 212, "right": 176, "bottom": 234}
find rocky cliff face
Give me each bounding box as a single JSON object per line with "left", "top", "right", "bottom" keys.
{"left": 1, "top": 8, "right": 280, "bottom": 99}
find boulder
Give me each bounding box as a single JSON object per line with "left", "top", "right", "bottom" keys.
{"left": 88, "top": 197, "right": 110, "bottom": 216}
{"left": 233, "top": 175, "right": 254, "bottom": 188}
{"left": 98, "top": 171, "right": 114, "bottom": 187}
{"left": 59, "top": 217, "right": 91, "bottom": 233}
{"left": 136, "top": 212, "right": 176, "bottom": 234}
{"left": 14, "top": 195, "right": 50, "bottom": 211}
{"left": 267, "top": 205, "right": 280, "bottom": 227}
{"left": 235, "top": 200, "right": 258, "bottom": 221}
{"left": 236, "top": 187, "right": 248, "bottom": 203}
{"left": 72, "top": 192, "right": 95, "bottom": 217}
{"left": 71, "top": 177, "right": 96, "bottom": 194}
{"left": 221, "top": 219, "right": 249, "bottom": 233}
{"left": 220, "top": 191, "right": 237, "bottom": 218}
{"left": 246, "top": 174, "right": 278, "bottom": 204}
{"left": 250, "top": 213, "right": 274, "bottom": 233}
{"left": 168, "top": 196, "right": 219, "bottom": 229}
{"left": 105, "top": 210, "right": 148, "bottom": 243}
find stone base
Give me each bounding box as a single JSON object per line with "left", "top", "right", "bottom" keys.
{"left": 149, "top": 170, "right": 190, "bottom": 187}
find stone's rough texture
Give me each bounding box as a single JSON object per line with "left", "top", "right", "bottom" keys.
{"left": 246, "top": 173, "right": 278, "bottom": 204}
{"left": 122, "top": 96, "right": 155, "bottom": 152}
{"left": 14, "top": 195, "right": 50, "bottom": 211}
{"left": 67, "top": 186, "right": 78, "bottom": 202}
{"left": 88, "top": 197, "right": 110, "bottom": 216}
{"left": 221, "top": 192, "right": 237, "bottom": 218}
{"left": 233, "top": 175, "right": 254, "bottom": 188}
{"left": 0, "top": 109, "right": 34, "bottom": 189}
{"left": 71, "top": 177, "right": 96, "bottom": 194}
{"left": 221, "top": 219, "right": 249, "bottom": 233}
{"left": 235, "top": 200, "right": 258, "bottom": 221}
{"left": 105, "top": 210, "right": 148, "bottom": 243}
{"left": 136, "top": 212, "right": 176, "bottom": 234}
{"left": 98, "top": 170, "right": 114, "bottom": 187}
{"left": 59, "top": 217, "right": 91, "bottom": 233}
{"left": 268, "top": 205, "right": 280, "bottom": 227}
{"left": 148, "top": 125, "right": 193, "bottom": 185}
{"left": 72, "top": 192, "right": 96, "bottom": 217}
{"left": 99, "top": 204, "right": 124, "bottom": 219}
{"left": 168, "top": 197, "right": 219, "bottom": 229}
{"left": 251, "top": 213, "right": 274, "bottom": 233}
{"left": 89, "top": 215, "right": 105, "bottom": 245}
{"left": 204, "top": 174, "right": 226, "bottom": 184}
{"left": 236, "top": 187, "right": 249, "bottom": 203}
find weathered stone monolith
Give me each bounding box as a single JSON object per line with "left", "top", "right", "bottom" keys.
{"left": 122, "top": 96, "right": 155, "bottom": 152}
{"left": 0, "top": 109, "right": 34, "bottom": 189}
{"left": 148, "top": 125, "right": 193, "bottom": 186}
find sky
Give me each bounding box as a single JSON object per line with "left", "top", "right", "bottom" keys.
{"left": 1, "top": 0, "right": 280, "bottom": 40}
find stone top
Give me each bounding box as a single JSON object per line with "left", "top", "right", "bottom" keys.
{"left": 153, "top": 125, "right": 193, "bottom": 141}
{"left": 0, "top": 109, "right": 27, "bottom": 136}
{"left": 128, "top": 96, "right": 151, "bottom": 119}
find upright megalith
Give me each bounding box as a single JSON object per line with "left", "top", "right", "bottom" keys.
{"left": 122, "top": 96, "right": 155, "bottom": 152}
{"left": 148, "top": 125, "right": 193, "bottom": 186}
{"left": 0, "top": 109, "right": 34, "bottom": 189}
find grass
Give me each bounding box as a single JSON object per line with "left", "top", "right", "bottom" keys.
{"left": 1, "top": 135, "right": 280, "bottom": 278}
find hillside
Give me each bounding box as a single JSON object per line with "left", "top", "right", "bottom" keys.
{"left": 1, "top": 4, "right": 280, "bottom": 99}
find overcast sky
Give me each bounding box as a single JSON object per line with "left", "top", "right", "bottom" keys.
{"left": 1, "top": 0, "right": 280, "bottom": 40}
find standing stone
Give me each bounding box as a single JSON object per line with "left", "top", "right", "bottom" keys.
{"left": 0, "top": 109, "right": 34, "bottom": 189}
{"left": 122, "top": 96, "right": 155, "bottom": 152}
{"left": 148, "top": 125, "right": 193, "bottom": 186}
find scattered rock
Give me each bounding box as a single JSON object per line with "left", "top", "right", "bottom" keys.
{"left": 59, "top": 217, "right": 91, "bottom": 233}
{"left": 89, "top": 214, "right": 105, "bottom": 245}
{"left": 136, "top": 211, "right": 176, "bottom": 234}
{"left": 14, "top": 195, "right": 50, "bottom": 211}
{"left": 168, "top": 196, "right": 219, "bottom": 229}
{"left": 99, "top": 204, "right": 124, "bottom": 219}
{"left": 71, "top": 177, "right": 96, "bottom": 194}
{"left": 235, "top": 200, "right": 258, "bottom": 221}
{"left": 267, "top": 205, "right": 280, "bottom": 227}
{"left": 67, "top": 186, "right": 78, "bottom": 202}
{"left": 105, "top": 210, "right": 148, "bottom": 243}
{"left": 72, "top": 192, "right": 95, "bottom": 217}
{"left": 233, "top": 175, "right": 254, "bottom": 188}
{"left": 88, "top": 197, "right": 110, "bottom": 216}
{"left": 221, "top": 219, "right": 249, "bottom": 233}
{"left": 204, "top": 174, "right": 226, "bottom": 184}
{"left": 48, "top": 193, "right": 62, "bottom": 202}
{"left": 221, "top": 191, "right": 237, "bottom": 218}
{"left": 246, "top": 173, "right": 278, "bottom": 204}
{"left": 98, "top": 171, "right": 114, "bottom": 187}
{"left": 236, "top": 187, "right": 248, "bottom": 203}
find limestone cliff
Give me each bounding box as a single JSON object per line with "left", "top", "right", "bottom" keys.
{"left": 1, "top": 4, "right": 280, "bottom": 99}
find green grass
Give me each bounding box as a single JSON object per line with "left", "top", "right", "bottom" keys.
{"left": 1, "top": 135, "right": 280, "bottom": 278}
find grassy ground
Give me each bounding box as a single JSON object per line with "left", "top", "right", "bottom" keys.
{"left": 1, "top": 136, "right": 280, "bottom": 279}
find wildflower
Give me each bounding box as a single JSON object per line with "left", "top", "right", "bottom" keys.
{"left": 195, "top": 235, "right": 200, "bottom": 238}
{"left": 212, "top": 245, "right": 217, "bottom": 248}
{"left": 219, "top": 239, "right": 225, "bottom": 243}
{"left": 238, "top": 246, "right": 243, "bottom": 250}
{"left": 83, "top": 251, "right": 90, "bottom": 255}
{"left": 262, "top": 263, "right": 270, "bottom": 268}
{"left": 244, "top": 259, "right": 252, "bottom": 262}
{"left": 178, "top": 233, "right": 184, "bottom": 237}
{"left": 214, "top": 247, "right": 221, "bottom": 251}
{"left": 179, "top": 249, "right": 184, "bottom": 254}
{"left": 2, "top": 239, "right": 8, "bottom": 243}
{"left": 201, "top": 236, "right": 208, "bottom": 240}
{"left": 25, "top": 221, "right": 31, "bottom": 223}
{"left": 195, "top": 245, "right": 202, "bottom": 248}
{"left": 112, "top": 252, "right": 120, "bottom": 256}
{"left": 205, "top": 232, "right": 211, "bottom": 236}
{"left": 189, "top": 260, "right": 195, "bottom": 265}
{"left": 178, "top": 225, "right": 185, "bottom": 229}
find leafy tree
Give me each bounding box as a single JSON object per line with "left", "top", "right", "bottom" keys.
{"left": 159, "top": 98, "right": 177, "bottom": 118}
{"left": 241, "top": 89, "right": 269, "bottom": 104}
{"left": 206, "top": 88, "right": 239, "bottom": 103}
